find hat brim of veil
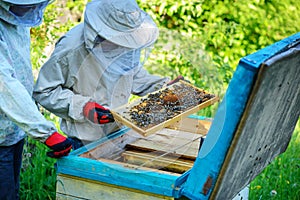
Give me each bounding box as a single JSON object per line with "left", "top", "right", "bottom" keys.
{"left": 2, "top": 0, "right": 47, "bottom": 5}
{"left": 84, "top": 2, "right": 159, "bottom": 49}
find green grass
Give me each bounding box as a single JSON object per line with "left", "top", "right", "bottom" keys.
{"left": 20, "top": 139, "right": 57, "bottom": 200}
{"left": 20, "top": 112, "right": 59, "bottom": 200}
{"left": 249, "top": 121, "right": 300, "bottom": 200}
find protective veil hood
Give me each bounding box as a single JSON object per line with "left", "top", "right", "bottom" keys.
{"left": 83, "top": 0, "right": 159, "bottom": 50}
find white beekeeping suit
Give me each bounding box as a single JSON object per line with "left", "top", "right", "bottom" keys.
{"left": 33, "top": 0, "right": 170, "bottom": 144}
{"left": 0, "top": 1, "right": 72, "bottom": 198}
{"left": 0, "top": 0, "right": 56, "bottom": 146}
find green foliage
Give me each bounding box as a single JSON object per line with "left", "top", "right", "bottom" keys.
{"left": 30, "top": 1, "right": 85, "bottom": 71}
{"left": 146, "top": 28, "right": 232, "bottom": 100}
{"left": 138, "top": 0, "right": 300, "bottom": 81}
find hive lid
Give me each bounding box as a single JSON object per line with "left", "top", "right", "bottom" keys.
{"left": 180, "top": 32, "right": 300, "bottom": 200}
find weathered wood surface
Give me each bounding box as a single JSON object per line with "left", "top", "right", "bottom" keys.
{"left": 212, "top": 44, "right": 300, "bottom": 199}
{"left": 79, "top": 127, "right": 204, "bottom": 174}
{"left": 118, "top": 128, "right": 205, "bottom": 173}
{"left": 56, "top": 174, "right": 174, "bottom": 200}
{"left": 167, "top": 117, "right": 212, "bottom": 135}
{"left": 126, "top": 128, "right": 203, "bottom": 159}
{"left": 80, "top": 128, "right": 204, "bottom": 174}
{"left": 122, "top": 150, "right": 194, "bottom": 173}
{"left": 96, "top": 158, "right": 182, "bottom": 176}
{"left": 80, "top": 129, "right": 142, "bottom": 160}
{"left": 81, "top": 118, "right": 210, "bottom": 163}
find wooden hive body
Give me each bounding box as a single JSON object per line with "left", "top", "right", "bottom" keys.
{"left": 56, "top": 33, "right": 300, "bottom": 200}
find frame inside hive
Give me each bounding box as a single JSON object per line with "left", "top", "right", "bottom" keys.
{"left": 111, "top": 80, "right": 218, "bottom": 136}
{"left": 80, "top": 117, "right": 211, "bottom": 174}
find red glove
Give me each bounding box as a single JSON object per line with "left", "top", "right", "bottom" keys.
{"left": 83, "top": 102, "right": 115, "bottom": 124}
{"left": 167, "top": 75, "right": 189, "bottom": 86}
{"left": 45, "top": 132, "right": 72, "bottom": 158}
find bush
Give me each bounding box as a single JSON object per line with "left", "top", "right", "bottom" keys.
{"left": 138, "top": 0, "right": 300, "bottom": 94}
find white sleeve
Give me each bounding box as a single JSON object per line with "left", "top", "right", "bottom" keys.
{"left": 0, "top": 51, "right": 55, "bottom": 142}
{"left": 33, "top": 56, "right": 91, "bottom": 122}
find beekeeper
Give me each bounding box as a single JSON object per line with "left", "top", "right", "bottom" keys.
{"left": 0, "top": 0, "right": 73, "bottom": 199}
{"left": 33, "top": 0, "right": 173, "bottom": 148}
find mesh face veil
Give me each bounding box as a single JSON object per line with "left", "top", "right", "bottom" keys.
{"left": 1, "top": 0, "right": 49, "bottom": 26}
{"left": 92, "top": 37, "right": 152, "bottom": 75}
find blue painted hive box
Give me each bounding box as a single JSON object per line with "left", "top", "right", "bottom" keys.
{"left": 56, "top": 33, "right": 300, "bottom": 200}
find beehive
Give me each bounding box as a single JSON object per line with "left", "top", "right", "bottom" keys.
{"left": 56, "top": 116, "right": 212, "bottom": 199}
{"left": 55, "top": 33, "right": 300, "bottom": 200}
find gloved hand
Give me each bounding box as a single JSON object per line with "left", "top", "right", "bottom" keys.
{"left": 167, "top": 75, "right": 190, "bottom": 86}
{"left": 83, "top": 102, "right": 115, "bottom": 124}
{"left": 45, "top": 132, "right": 72, "bottom": 158}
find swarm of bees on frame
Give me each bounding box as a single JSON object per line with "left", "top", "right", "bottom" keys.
{"left": 128, "top": 82, "right": 215, "bottom": 129}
